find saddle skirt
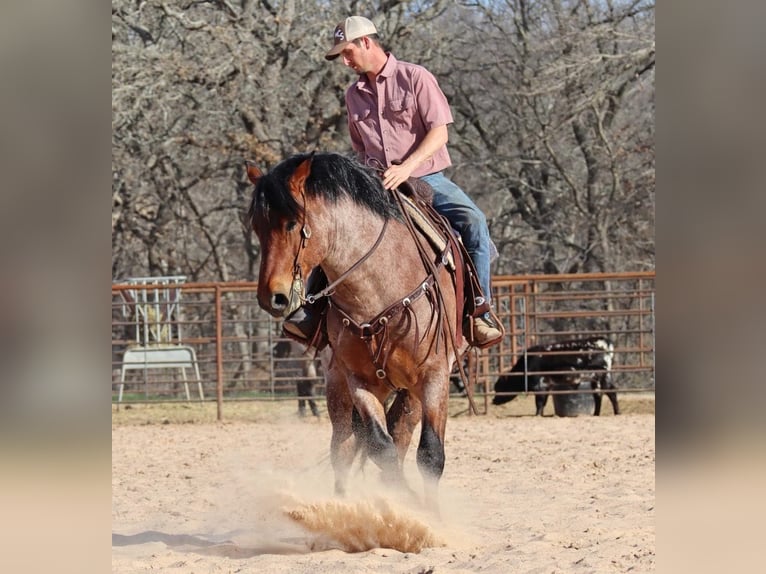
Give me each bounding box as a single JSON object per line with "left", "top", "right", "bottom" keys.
{"left": 395, "top": 178, "right": 489, "bottom": 320}
{"left": 396, "top": 190, "right": 456, "bottom": 271}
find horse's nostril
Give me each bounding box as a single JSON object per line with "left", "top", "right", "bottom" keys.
{"left": 272, "top": 293, "right": 289, "bottom": 310}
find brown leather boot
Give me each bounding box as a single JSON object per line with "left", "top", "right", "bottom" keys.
{"left": 283, "top": 305, "right": 320, "bottom": 343}
{"left": 468, "top": 312, "right": 504, "bottom": 348}
{"left": 282, "top": 301, "right": 329, "bottom": 350}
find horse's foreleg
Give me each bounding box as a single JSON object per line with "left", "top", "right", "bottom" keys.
{"left": 330, "top": 423, "right": 356, "bottom": 496}
{"left": 349, "top": 375, "right": 404, "bottom": 486}
{"left": 350, "top": 383, "right": 401, "bottom": 485}
{"left": 416, "top": 378, "right": 449, "bottom": 513}
{"left": 386, "top": 389, "right": 422, "bottom": 465}
{"left": 326, "top": 371, "right": 357, "bottom": 496}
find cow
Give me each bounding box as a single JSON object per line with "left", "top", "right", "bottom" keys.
{"left": 492, "top": 337, "right": 620, "bottom": 416}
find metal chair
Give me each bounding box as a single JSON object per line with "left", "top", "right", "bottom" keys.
{"left": 117, "top": 276, "right": 203, "bottom": 402}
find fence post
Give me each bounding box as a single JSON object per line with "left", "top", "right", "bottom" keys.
{"left": 215, "top": 284, "right": 224, "bottom": 421}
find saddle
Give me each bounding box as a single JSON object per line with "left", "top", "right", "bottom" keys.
{"left": 396, "top": 190, "right": 455, "bottom": 271}
{"left": 397, "top": 177, "right": 434, "bottom": 203}
{"left": 396, "top": 177, "right": 490, "bottom": 321}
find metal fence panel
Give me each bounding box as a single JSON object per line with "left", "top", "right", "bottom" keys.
{"left": 112, "top": 272, "right": 654, "bottom": 417}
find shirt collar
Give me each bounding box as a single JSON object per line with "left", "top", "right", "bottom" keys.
{"left": 353, "top": 53, "right": 398, "bottom": 93}
{"left": 378, "top": 52, "right": 397, "bottom": 78}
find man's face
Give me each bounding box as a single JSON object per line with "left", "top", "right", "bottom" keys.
{"left": 340, "top": 39, "right": 368, "bottom": 74}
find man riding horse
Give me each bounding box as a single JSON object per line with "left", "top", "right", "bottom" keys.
{"left": 283, "top": 16, "right": 503, "bottom": 350}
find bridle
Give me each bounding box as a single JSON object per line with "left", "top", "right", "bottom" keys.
{"left": 289, "top": 184, "right": 391, "bottom": 307}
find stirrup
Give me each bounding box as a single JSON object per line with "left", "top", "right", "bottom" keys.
{"left": 464, "top": 312, "right": 504, "bottom": 349}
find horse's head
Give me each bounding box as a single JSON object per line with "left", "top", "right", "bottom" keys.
{"left": 246, "top": 152, "right": 401, "bottom": 317}
{"left": 246, "top": 155, "right": 325, "bottom": 318}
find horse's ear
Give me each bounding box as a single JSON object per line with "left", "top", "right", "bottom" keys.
{"left": 245, "top": 160, "right": 263, "bottom": 185}
{"left": 289, "top": 156, "right": 313, "bottom": 199}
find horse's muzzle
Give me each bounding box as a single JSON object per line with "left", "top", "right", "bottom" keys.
{"left": 267, "top": 291, "right": 292, "bottom": 317}
{"left": 260, "top": 277, "right": 304, "bottom": 318}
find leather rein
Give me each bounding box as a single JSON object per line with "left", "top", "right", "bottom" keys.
{"left": 303, "top": 218, "right": 390, "bottom": 305}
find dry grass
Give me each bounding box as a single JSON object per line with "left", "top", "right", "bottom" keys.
{"left": 111, "top": 392, "right": 653, "bottom": 427}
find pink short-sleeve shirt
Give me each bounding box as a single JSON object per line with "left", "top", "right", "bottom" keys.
{"left": 345, "top": 53, "right": 454, "bottom": 177}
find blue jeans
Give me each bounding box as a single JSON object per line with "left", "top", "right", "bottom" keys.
{"left": 419, "top": 172, "right": 493, "bottom": 306}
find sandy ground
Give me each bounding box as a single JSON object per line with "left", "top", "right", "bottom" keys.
{"left": 112, "top": 397, "right": 654, "bottom": 573}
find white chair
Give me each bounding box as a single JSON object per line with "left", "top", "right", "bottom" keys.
{"left": 116, "top": 276, "right": 204, "bottom": 402}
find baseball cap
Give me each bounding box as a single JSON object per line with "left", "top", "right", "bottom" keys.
{"left": 324, "top": 16, "right": 377, "bottom": 61}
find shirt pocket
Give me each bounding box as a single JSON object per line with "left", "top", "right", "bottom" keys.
{"left": 350, "top": 107, "right": 378, "bottom": 146}
{"left": 388, "top": 96, "right": 414, "bottom": 125}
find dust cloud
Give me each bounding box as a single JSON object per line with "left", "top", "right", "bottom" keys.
{"left": 112, "top": 421, "right": 472, "bottom": 559}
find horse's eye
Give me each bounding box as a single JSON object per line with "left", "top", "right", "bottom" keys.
{"left": 286, "top": 221, "right": 297, "bottom": 232}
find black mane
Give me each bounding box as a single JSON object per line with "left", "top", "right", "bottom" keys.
{"left": 248, "top": 152, "right": 402, "bottom": 224}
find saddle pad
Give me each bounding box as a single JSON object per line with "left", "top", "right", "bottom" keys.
{"left": 397, "top": 191, "right": 456, "bottom": 271}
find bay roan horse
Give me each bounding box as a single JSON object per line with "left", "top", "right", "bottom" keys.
{"left": 246, "top": 152, "right": 464, "bottom": 512}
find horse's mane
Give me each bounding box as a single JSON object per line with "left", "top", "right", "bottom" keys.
{"left": 248, "top": 153, "right": 402, "bottom": 224}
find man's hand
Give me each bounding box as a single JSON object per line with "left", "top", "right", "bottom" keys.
{"left": 382, "top": 162, "right": 415, "bottom": 190}
{"left": 379, "top": 125, "right": 448, "bottom": 189}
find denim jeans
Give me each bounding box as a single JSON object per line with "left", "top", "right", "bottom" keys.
{"left": 419, "top": 172, "right": 493, "bottom": 305}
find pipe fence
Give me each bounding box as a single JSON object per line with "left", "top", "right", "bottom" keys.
{"left": 111, "top": 271, "right": 655, "bottom": 418}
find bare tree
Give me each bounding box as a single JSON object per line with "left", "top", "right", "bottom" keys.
{"left": 112, "top": 1, "right": 351, "bottom": 281}
{"left": 112, "top": 0, "right": 654, "bottom": 283}
{"left": 431, "top": 0, "right": 655, "bottom": 276}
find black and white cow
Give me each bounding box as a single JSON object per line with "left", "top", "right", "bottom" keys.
{"left": 492, "top": 337, "right": 620, "bottom": 416}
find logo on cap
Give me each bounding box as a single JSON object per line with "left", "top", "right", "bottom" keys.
{"left": 334, "top": 26, "right": 345, "bottom": 42}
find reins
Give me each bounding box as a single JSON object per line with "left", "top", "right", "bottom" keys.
{"left": 387, "top": 183, "right": 479, "bottom": 415}
{"left": 288, "top": 179, "right": 389, "bottom": 309}
{"left": 304, "top": 218, "right": 390, "bottom": 305}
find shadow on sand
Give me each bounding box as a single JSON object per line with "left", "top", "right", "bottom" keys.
{"left": 112, "top": 531, "right": 310, "bottom": 557}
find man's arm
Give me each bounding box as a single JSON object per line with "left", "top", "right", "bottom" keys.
{"left": 381, "top": 124, "right": 448, "bottom": 190}
{"left": 346, "top": 98, "right": 367, "bottom": 165}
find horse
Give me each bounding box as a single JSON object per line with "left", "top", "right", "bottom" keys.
{"left": 492, "top": 336, "right": 620, "bottom": 416}
{"left": 246, "top": 152, "right": 466, "bottom": 511}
